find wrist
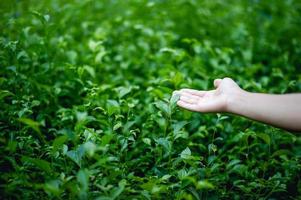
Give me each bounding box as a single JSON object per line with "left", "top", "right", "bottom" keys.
{"left": 225, "top": 89, "right": 250, "bottom": 114}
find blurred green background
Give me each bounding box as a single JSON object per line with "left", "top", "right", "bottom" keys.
{"left": 1, "top": 0, "right": 301, "bottom": 199}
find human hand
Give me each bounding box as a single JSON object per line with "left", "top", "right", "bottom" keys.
{"left": 173, "top": 78, "right": 244, "bottom": 113}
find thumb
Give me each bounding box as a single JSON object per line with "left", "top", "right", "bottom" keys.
{"left": 214, "top": 79, "right": 222, "bottom": 88}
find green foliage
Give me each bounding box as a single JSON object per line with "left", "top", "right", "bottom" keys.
{"left": 0, "top": 0, "right": 301, "bottom": 199}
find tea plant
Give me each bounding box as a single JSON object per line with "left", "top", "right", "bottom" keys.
{"left": 0, "top": 0, "right": 301, "bottom": 199}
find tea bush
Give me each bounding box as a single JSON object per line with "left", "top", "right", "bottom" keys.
{"left": 0, "top": 0, "right": 301, "bottom": 199}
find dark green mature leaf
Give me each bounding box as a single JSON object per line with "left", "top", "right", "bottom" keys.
{"left": 44, "top": 180, "right": 61, "bottom": 196}
{"left": 66, "top": 145, "right": 85, "bottom": 167}
{"left": 77, "top": 169, "right": 89, "bottom": 192}
{"left": 52, "top": 135, "right": 68, "bottom": 153}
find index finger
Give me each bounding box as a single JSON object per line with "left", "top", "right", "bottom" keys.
{"left": 180, "top": 89, "right": 206, "bottom": 97}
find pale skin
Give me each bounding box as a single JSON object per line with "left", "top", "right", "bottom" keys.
{"left": 173, "top": 78, "right": 301, "bottom": 132}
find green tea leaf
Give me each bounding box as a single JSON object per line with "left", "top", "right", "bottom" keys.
{"left": 0, "top": 90, "right": 14, "bottom": 99}
{"left": 180, "top": 147, "right": 191, "bottom": 159}
{"left": 52, "top": 135, "right": 68, "bottom": 153}
{"left": 107, "top": 100, "right": 120, "bottom": 116}
{"left": 22, "top": 156, "right": 52, "bottom": 173}
{"left": 196, "top": 180, "right": 214, "bottom": 189}
{"left": 155, "top": 100, "right": 170, "bottom": 116}
{"left": 256, "top": 133, "right": 271, "bottom": 145}
{"left": 143, "top": 138, "right": 152, "bottom": 146}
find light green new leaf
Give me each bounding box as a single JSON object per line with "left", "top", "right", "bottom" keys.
{"left": 143, "top": 138, "right": 152, "bottom": 146}
{"left": 0, "top": 90, "right": 14, "bottom": 99}
{"left": 180, "top": 147, "right": 191, "bottom": 159}
{"left": 18, "top": 118, "right": 41, "bottom": 133}
{"left": 115, "top": 86, "right": 132, "bottom": 99}
{"left": 170, "top": 92, "right": 180, "bottom": 111}
{"left": 107, "top": 100, "right": 120, "bottom": 116}
{"left": 18, "top": 118, "right": 44, "bottom": 142}
{"left": 196, "top": 180, "right": 214, "bottom": 190}
{"left": 256, "top": 133, "right": 271, "bottom": 145}
{"left": 22, "top": 156, "right": 52, "bottom": 173}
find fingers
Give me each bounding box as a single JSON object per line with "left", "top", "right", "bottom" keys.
{"left": 173, "top": 90, "right": 200, "bottom": 111}
{"left": 179, "top": 89, "right": 206, "bottom": 97}
{"left": 177, "top": 100, "right": 198, "bottom": 111}
{"left": 214, "top": 79, "right": 222, "bottom": 88}
{"left": 173, "top": 88, "right": 219, "bottom": 112}
{"left": 180, "top": 94, "right": 198, "bottom": 104}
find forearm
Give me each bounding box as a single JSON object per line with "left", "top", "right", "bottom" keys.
{"left": 227, "top": 91, "right": 301, "bottom": 131}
